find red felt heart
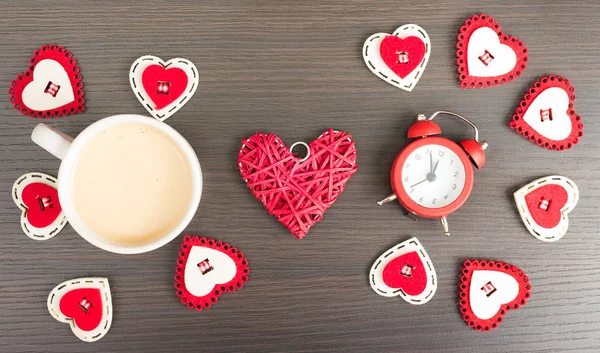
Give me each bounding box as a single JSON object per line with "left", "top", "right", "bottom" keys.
{"left": 8, "top": 44, "right": 85, "bottom": 118}
{"left": 59, "top": 288, "right": 103, "bottom": 332}
{"left": 21, "top": 182, "right": 62, "bottom": 228}
{"left": 379, "top": 36, "right": 426, "bottom": 79}
{"left": 524, "top": 184, "right": 568, "bottom": 229}
{"left": 456, "top": 14, "right": 528, "bottom": 88}
{"left": 382, "top": 251, "right": 427, "bottom": 296}
{"left": 175, "top": 235, "right": 249, "bottom": 310}
{"left": 238, "top": 129, "right": 358, "bottom": 239}
{"left": 510, "top": 75, "right": 583, "bottom": 151}
{"left": 459, "top": 260, "right": 531, "bottom": 332}
{"left": 142, "top": 64, "right": 188, "bottom": 110}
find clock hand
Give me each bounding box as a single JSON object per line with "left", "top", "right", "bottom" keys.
{"left": 432, "top": 159, "right": 440, "bottom": 174}
{"left": 429, "top": 151, "right": 433, "bottom": 173}
{"left": 410, "top": 178, "right": 429, "bottom": 188}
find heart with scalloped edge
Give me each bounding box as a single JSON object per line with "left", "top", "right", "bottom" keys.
{"left": 510, "top": 75, "right": 583, "bottom": 150}
{"left": 47, "top": 277, "right": 112, "bottom": 342}
{"left": 370, "top": 237, "right": 437, "bottom": 305}
{"left": 174, "top": 235, "right": 250, "bottom": 311}
{"left": 456, "top": 14, "right": 528, "bottom": 88}
{"left": 238, "top": 129, "right": 358, "bottom": 239}
{"left": 9, "top": 44, "right": 85, "bottom": 118}
{"left": 459, "top": 260, "right": 531, "bottom": 332}
{"left": 514, "top": 175, "right": 579, "bottom": 242}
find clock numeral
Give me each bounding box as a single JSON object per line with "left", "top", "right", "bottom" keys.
{"left": 438, "top": 151, "right": 445, "bottom": 157}
{"left": 452, "top": 184, "right": 457, "bottom": 190}
{"left": 405, "top": 163, "right": 410, "bottom": 168}
{"left": 444, "top": 195, "right": 448, "bottom": 200}
{"left": 410, "top": 188, "right": 414, "bottom": 194}
{"left": 415, "top": 154, "right": 421, "bottom": 160}
{"left": 419, "top": 197, "right": 424, "bottom": 202}
{"left": 450, "top": 160, "right": 454, "bottom": 165}
{"left": 404, "top": 176, "right": 409, "bottom": 182}
{"left": 432, "top": 198, "right": 436, "bottom": 204}
{"left": 454, "top": 171, "right": 459, "bottom": 177}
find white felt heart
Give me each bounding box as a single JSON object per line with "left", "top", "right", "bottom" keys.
{"left": 522, "top": 87, "right": 572, "bottom": 141}
{"left": 22, "top": 59, "right": 74, "bottom": 110}
{"left": 470, "top": 270, "right": 518, "bottom": 320}
{"left": 363, "top": 24, "right": 430, "bottom": 92}
{"left": 184, "top": 246, "right": 237, "bottom": 297}
{"left": 129, "top": 55, "right": 198, "bottom": 122}
{"left": 514, "top": 175, "right": 579, "bottom": 242}
{"left": 467, "top": 27, "right": 517, "bottom": 77}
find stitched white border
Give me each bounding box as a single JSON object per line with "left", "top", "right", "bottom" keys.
{"left": 12, "top": 173, "right": 67, "bottom": 241}
{"left": 47, "top": 277, "right": 112, "bottom": 342}
{"left": 129, "top": 55, "right": 199, "bottom": 122}
{"left": 369, "top": 237, "right": 437, "bottom": 305}
{"left": 363, "top": 24, "right": 431, "bottom": 92}
{"left": 514, "top": 175, "right": 579, "bottom": 242}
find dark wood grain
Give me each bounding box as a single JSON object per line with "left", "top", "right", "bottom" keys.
{"left": 1, "top": 1, "right": 599, "bottom": 352}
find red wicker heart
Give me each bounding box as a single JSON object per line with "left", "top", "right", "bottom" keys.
{"left": 238, "top": 129, "right": 358, "bottom": 239}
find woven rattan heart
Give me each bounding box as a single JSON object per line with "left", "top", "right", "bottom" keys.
{"left": 238, "top": 129, "right": 358, "bottom": 239}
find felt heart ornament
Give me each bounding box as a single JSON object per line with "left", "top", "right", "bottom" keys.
{"left": 514, "top": 175, "right": 579, "bottom": 242}
{"left": 47, "top": 277, "right": 112, "bottom": 342}
{"left": 12, "top": 173, "right": 67, "bottom": 241}
{"left": 456, "top": 14, "right": 528, "bottom": 88}
{"left": 174, "top": 235, "right": 249, "bottom": 311}
{"left": 8, "top": 44, "right": 85, "bottom": 118}
{"left": 238, "top": 129, "right": 358, "bottom": 239}
{"left": 130, "top": 55, "right": 198, "bottom": 121}
{"left": 369, "top": 237, "right": 437, "bottom": 305}
{"left": 459, "top": 260, "right": 531, "bottom": 332}
{"left": 510, "top": 75, "right": 583, "bottom": 150}
{"left": 363, "top": 24, "right": 431, "bottom": 91}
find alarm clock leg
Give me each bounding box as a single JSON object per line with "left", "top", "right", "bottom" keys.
{"left": 440, "top": 216, "right": 450, "bottom": 237}
{"left": 377, "top": 193, "right": 397, "bottom": 205}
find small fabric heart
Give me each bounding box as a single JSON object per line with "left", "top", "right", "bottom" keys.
{"left": 238, "top": 129, "right": 358, "bottom": 239}
{"left": 130, "top": 55, "right": 198, "bottom": 121}
{"left": 370, "top": 237, "right": 437, "bottom": 305}
{"left": 12, "top": 173, "right": 67, "bottom": 241}
{"left": 456, "top": 14, "right": 528, "bottom": 88}
{"left": 514, "top": 175, "right": 579, "bottom": 242}
{"left": 47, "top": 277, "right": 112, "bottom": 342}
{"left": 459, "top": 260, "right": 531, "bottom": 332}
{"left": 363, "top": 24, "right": 431, "bottom": 91}
{"left": 174, "top": 235, "right": 249, "bottom": 311}
{"left": 8, "top": 44, "right": 85, "bottom": 117}
{"left": 510, "top": 75, "right": 583, "bottom": 150}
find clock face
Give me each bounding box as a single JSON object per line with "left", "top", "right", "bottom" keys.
{"left": 400, "top": 144, "right": 467, "bottom": 209}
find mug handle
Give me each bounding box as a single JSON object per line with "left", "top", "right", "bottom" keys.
{"left": 31, "top": 124, "right": 74, "bottom": 160}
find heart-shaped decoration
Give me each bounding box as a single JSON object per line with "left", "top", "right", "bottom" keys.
{"left": 238, "top": 129, "right": 358, "bottom": 239}
{"left": 12, "top": 173, "right": 67, "bottom": 241}
{"left": 456, "top": 14, "right": 528, "bottom": 88}
{"left": 363, "top": 24, "right": 431, "bottom": 91}
{"left": 174, "top": 235, "right": 249, "bottom": 311}
{"left": 459, "top": 260, "right": 531, "bottom": 331}
{"left": 47, "top": 277, "right": 112, "bottom": 342}
{"left": 8, "top": 44, "right": 85, "bottom": 118}
{"left": 514, "top": 175, "right": 579, "bottom": 242}
{"left": 130, "top": 55, "right": 198, "bottom": 121}
{"left": 370, "top": 237, "right": 437, "bottom": 305}
{"left": 510, "top": 75, "right": 583, "bottom": 150}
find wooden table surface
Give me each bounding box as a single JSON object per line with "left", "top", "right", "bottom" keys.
{"left": 1, "top": 1, "right": 599, "bottom": 352}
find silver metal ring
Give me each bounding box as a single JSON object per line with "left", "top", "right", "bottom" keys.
{"left": 290, "top": 141, "right": 310, "bottom": 162}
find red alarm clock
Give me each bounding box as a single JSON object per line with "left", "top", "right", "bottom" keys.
{"left": 378, "top": 111, "right": 488, "bottom": 236}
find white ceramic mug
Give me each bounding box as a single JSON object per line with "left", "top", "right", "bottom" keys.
{"left": 31, "top": 114, "right": 202, "bottom": 254}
